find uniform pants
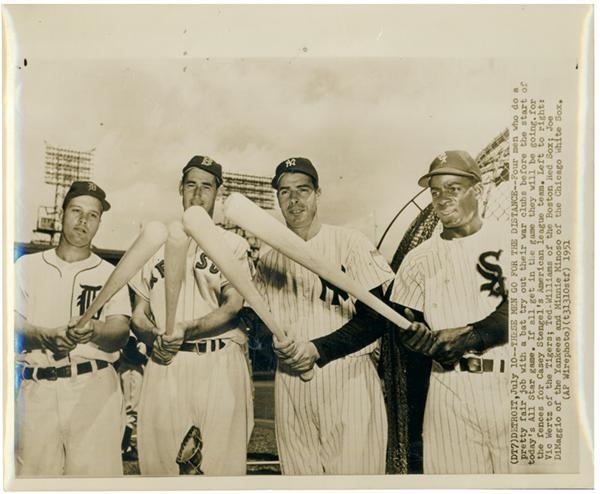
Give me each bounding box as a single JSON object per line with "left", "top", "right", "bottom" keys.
{"left": 423, "top": 368, "right": 510, "bottom": 474}
{"left": 137, "top": 342, "right": 253, "bottom": 476}
{"left": 275, "top": 355, "right": 387, "bottom": 475}
{"left": 119, "top": 362, "right": 143, "bottom": 432}
{"left": 16, "top": 365, "right": 123, "bottom": 476}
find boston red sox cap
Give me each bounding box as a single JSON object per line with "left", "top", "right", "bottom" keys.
{"left": 182, "top": 156, "right": 223, "bottom": 186}
{"left": 272, "top": 157, "right": 319, "bottom": 189}
{"left": 62, "top": 181, "right": 111, "bottom": 211}
{"left": 418, "top": 150, "right": 482, "bottom": 188}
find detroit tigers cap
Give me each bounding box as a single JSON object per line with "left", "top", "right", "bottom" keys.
{"left": 182, "top": 156, "right": 223, "bottom": 186}
{"left": 272, "top": 157, "right": 319, "bottom": 189}
{"left": 62, "top": 181, "right": 111, "bottom": 211}
{"left": 418, "top": 150, "right": 482, "bottom": 188}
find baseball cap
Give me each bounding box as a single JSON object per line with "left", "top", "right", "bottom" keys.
{"left": 182, "top": 156, "right": 223, "bottom": 186}
{"left": 62, "top": 181, "right": 111, "bottom": 211}
{"left": 272, "top": 157, "right": 319, "bottom": 189}
{"left": 418, "top": 150, "right": 482, "bottom": 188}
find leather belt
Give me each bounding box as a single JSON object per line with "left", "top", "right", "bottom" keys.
{"left": 458, "top": 357, "right": 505, "bottom": 373}
{"left": 180, "top": 339, "right": 226, "bottom": 353}
{"left": 19, "top": 360, "right": 111, "bottom": 381}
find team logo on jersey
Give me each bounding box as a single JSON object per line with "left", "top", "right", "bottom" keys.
{"left": 477, "top": 250, "right": 506, "bottom": 298}
{"left": 319, "top": 265, "right": 349, "bottom": 306}
{"left": 370, "top": 249, "right": 392, "bottom": 273}
{"left": 195, "top": 253, "right": 219, "bottom": 274}
{"left": 77, "top": 284, "right": 103, "bottom": 319}
{"left": 149, "top": 260, "right": 166, "bottom": 289}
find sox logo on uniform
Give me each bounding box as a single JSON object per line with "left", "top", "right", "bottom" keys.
{"left": 130, "top": 229, "right": 254, "bottom": 476}
{"left": 254, "top": 224, "right": 393, "bottom": 475}
{"left": 14, "top": 249, "right": 131, "bottom": 476}
{"left": 389, "top": 220, "right": 510, "bottom": 474}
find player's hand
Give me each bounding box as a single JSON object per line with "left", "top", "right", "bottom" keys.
{"left": 66, "top": 317, "right": 95, "bottom": 344}
{"left": 400, "top": 308, "right": 436, "bottom": 356}
{"left": 430, "top": 325, "right": 476, "bottom": 367}
{"left": 40, "top": 325, "right": 78, "bottom": 355}
{"left": 280, "top": 341, "right": 320, "bottom": 373}
{"left": 151, "top": 334, "right": 177, "bottom": 366}
{"left": 272, "top": 335, "right": 297, "bottom": 360}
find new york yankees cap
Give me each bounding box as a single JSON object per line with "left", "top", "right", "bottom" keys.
{"left": 182, "top": 155, "right": 223, "bottom": 186}
{"left": 418, "top": 150, "right": 482, "bottom": 188}
{"left": 272, "top": 157, "right": 319, "bottom": 189}
{"left": 62, "top": 181, "right": 111, "bottom": 211}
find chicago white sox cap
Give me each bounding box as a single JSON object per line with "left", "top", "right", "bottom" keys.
{"left": 62, "top": 181, "right": 111, "bottom": 211}
{"left": 418, "top": 150, "right": 482, "bottom": 188}
{"left": 272, "top": 157, "right": 319, "bottom": 189}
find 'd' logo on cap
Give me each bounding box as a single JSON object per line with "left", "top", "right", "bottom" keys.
{"left": 201, "top": 156, "right": 213, "bottom": 166}
{"left": 87, "top": 182, "right": 97, "bottom": 192}
{"left": 436, "top": 152, "right": 448, "bottom": 164}
{"left": 285, "top": 158, "right": 296, "bottom": 168}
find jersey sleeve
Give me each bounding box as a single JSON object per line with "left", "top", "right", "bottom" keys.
{"left": 346, "top": 231, "right": 395, "bottom": 291}
{"left": 128, "top": 257, "right": 152, "bottom": 302}
{"left": 388, "top": 252, "right": 425, "bottom": 312}
{"left": 14, "top": 257, "right": 28, "bottom": 317}
{"left": 104, "top": 284, "right": 132, "bottom": 318}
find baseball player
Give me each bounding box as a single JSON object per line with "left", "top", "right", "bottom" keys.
{"left": 283, "top": 151, "right": 510, "bottom": 474}
{"left": 130, "top": 156, "right": 253, "bottom": 476}
{"left": 254, "top": 157, "right": 393, "bottom": 475}
{"left": 14, "top": 181, "right": 131, "bottom": 476}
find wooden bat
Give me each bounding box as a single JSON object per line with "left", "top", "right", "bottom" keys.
{"left": 164, "top": 221, "right": 190, "bottom": 335}
{"left": 182, "top": 205, "right": 314, "bottom": 381}
{"left": 223, "top": 192, "right": 411, "bottom": 330}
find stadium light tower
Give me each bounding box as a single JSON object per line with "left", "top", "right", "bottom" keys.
{"left": 33, "top": 143, "right": 94, "bottom": 244}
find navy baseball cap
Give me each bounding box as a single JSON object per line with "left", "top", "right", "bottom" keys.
{"left": 182, "top": 156, "right": 223, "bottom": 186}
{"left": 62, "top": 181, "right": 111, "bottom": 211}
{"left": 418, "top": 150, "right": 482, "bottom": 188}
{"left": 272, "top": 157, "right": 319, "bottom": 189}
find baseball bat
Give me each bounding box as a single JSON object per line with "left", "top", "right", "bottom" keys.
{"left": 182, "top": 206, "right": 314, "bottom": 381}
{"left": 224, "top": 192, "right": 411, "bottom": 331}
{"left": 164, "top": 221, "right": 190, "bottom": 335}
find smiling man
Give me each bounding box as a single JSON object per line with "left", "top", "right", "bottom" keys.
{"left": 130, "top": 156, "right": 253, "bottom": 475}
{"left": 14, "top": 181, "right": 131, "bottom": 476}
{"left": 254, "top": 157, "right": 394, "bottom": 475}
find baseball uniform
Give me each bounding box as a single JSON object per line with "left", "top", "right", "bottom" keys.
{"left": 14, "top": 249, "right": 131, "bottom": 476}
{"left": 254, "top": 224, "right": 393, "bottom": 475}
{"left": 131, "top": 229, "right": 253, "bottom": 476}
{"left": 389, "top": 219, "right": 510, "bottom": 474}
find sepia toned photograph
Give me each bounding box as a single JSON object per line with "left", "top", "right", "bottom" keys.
{"left": 3, "top": 4, "right": 593, "bottom": 490}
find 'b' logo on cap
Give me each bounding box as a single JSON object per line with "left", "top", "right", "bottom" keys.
{"left": 285, "top": 158, "right": 296, "bottom": 168}
{"left": 436, "top": 152, "right": 448, "bottom": 164}
{"left": 201, "top": 156, "right": 213, "bottom": 166}
{"left": 87, "top": 182, "right": 97, "bottom": 191}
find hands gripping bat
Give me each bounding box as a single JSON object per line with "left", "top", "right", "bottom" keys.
{"left": 182, "top": 205, "right": 314, "bottom": 381}
{"left": 163, "top": 221, "right": 190, "bottom": 335}
{"left": 223, "top": 192, "right": 412, "bottom": 331}
{"left": 55, "top": 221, "right": 168, "bottom": 359}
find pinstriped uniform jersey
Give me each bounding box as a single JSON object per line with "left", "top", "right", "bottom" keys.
{"left": 390, "top": 221, "right": 509, "bottom": 361}
{"left": 130, "top": 228, "right": 251, "bottom": 344}
{"left": 15, "top": 249, "right": 132, "bottom": 367}
{"left": 254, "top": 223, "right": 394, "bottom": 357}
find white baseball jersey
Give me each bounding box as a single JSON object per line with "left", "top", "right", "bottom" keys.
{"left": 255, "top": 224, "right": 393, "bottom": 474}
{"left": 131, "top": 228, "right": 254, "bottom": 476}
{"left": 15, "top": 249, "right": 132, "bottom": 366}
{"left": 390, "top": 220, "right": 510, "bottom": 473}
{"left": 14, "top": 249, "right": 130, "bottom": 476}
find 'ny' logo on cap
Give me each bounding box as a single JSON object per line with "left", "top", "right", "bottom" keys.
{"left": 201, "top": 156, "right": 213, "bottom": 166}
{"left": 436, "top": 152, "right": 448, "bottom": 164}
{"left": 87, "top": 182, "right": 97, "bottom": 191}
{"left": 285, "top": 158, "right": 296, "bottom": 168}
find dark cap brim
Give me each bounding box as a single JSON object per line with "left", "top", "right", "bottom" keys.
{"left": 417, "top": 168, "right": 481, "bottom": 188}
